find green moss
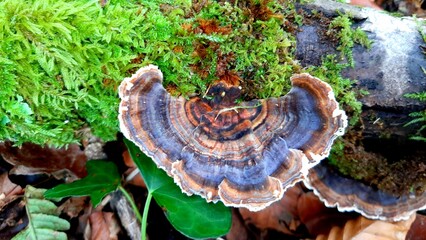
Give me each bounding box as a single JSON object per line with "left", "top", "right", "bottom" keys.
{"left": 0, "top": 0, "right": 370, "bottom": 147}
{"left": 0, "top": 0, "right": 193, "bottom": 146}
{"left": 186, "top": 0, "right": 301, "bottom": 99}
{"left": 327, "top": 12, "right": 372, "bottom": 67}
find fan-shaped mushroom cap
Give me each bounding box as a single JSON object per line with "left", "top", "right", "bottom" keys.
{"left": 119, "top": 65, "right": 347, "bottom": 211}
{"left": 304, "top": 162, "right": 426, "bottom": 221}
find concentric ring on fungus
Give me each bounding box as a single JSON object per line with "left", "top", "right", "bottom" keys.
{"left": 119, "top": 65, "right": 347, "bottom": 211}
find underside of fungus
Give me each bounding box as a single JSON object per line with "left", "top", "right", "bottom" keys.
{"left": 118, "top": 65, "right": 347, "bottom": 211}
{"left": 304, "top": 162, "right": 426, "bottom": 221}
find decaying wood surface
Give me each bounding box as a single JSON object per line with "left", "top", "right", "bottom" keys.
{"left": 296, "top": 0, "right": 426, "bottom": 141}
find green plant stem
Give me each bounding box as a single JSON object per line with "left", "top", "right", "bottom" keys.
{"left": 118, "top": 185, "right": 143, "bottom": 223}
{"left": 142, "top": 192, "right": 153, "bottom": 240}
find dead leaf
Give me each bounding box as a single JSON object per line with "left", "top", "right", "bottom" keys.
{"left": 239, "top": 184, "right": 306, "bottom": 237}
{"left": 0, "top": 173, "right": 23, "bottom": 197}
{"left": 122, "top": 150, "right": 145, "bottom": 188}
{"left": 0, "top": 142, "right": 87, "bottom": 178}
{"left": 406, "top": 214, "right": 426, "bottom": 240}
{"left": 316, "top": 214, "right": 416, "bottom": 240}
{"left": 59, "top": 196, "right": 89, "bottom": 219}
{"left": 298, "top": 191, "right": 355, "bottom": 236}
{"left": 0, "top": 196, "right": 26, "bottom": 239}
{"left": 85, "top": 211, "right": 120, "bottom": 240}
{"left": 226, "top": 208, "right": 251, "bottom": 240}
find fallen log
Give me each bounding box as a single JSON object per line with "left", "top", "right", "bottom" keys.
{"left": 296, "top": 0, "right": 426, "bottom": 155}
{"left": 295, "top": 1, "right": 426, "bottom": 217}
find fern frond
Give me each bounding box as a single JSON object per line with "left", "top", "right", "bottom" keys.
{"left": 12, "top": 186, "right": 70, "bottom": 240}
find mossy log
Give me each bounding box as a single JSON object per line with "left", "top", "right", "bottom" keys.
{"left": 296, "top": 0, "right": 426, "bottom": 210}
{"left": 296, "top": 0, "right": 426, "bottom": 152}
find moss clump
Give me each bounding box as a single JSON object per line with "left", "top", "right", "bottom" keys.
{"left": 186, "top": 0, "right": 302, "bottom": 99}
{"left": 327, "top": 12, "right": 372, "bottom": 67}
{"left": 1, "top": 0, "right": 187, "bottom": 146}
{"left": 0, "top": 0, "right": 200, "bottom": 146}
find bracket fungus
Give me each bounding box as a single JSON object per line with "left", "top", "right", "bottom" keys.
{"left": 304, "top": 162, "right": 426, "bottom": 221}
{"left": 118, "top": 65, "right": 347, "bottom": 211}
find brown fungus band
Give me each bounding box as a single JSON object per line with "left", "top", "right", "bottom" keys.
{"left": 118, "top": 65, "right": 347, "bottom": 211}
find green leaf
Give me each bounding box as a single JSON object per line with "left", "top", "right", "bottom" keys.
{"left": 13, "top": 229, "right": 67, "bottom": 240}
{"left": 30, "top": 214, "right": 70, "bottom": 230}
{"left": 44, "top": 160, "right": 121, "bottom": 207}
{"left": 12, "top": 186, "right": 70, "bottom": 240}
{"left": 27, "top": 199, "right": 58, "bottom": 215}
{"left": 125, "top": 139, "right": 231, "bottom": 239}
